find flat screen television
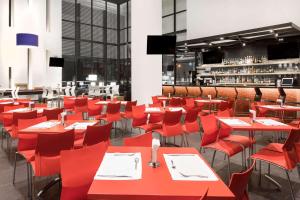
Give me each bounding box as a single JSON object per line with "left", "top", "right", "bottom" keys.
{"left": 147, "top": 35, "right": 176, "bottom": 54}
{"left": 49, "top": 57, "right": 64, "bottom": 67}
{"left": 267, "top": 42, "right": 299, "bottom": 60}
{"left": 281, "top": 78, "right": 293, "bottom": 86}
{"left": 202, "top": 50, "right": 224, "bottom": 64}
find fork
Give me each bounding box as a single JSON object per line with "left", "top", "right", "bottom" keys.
{"left": 135, "top": 157, "right": 139, "bottom": 170}
{"left": 179, "top": 172, "right": 208, "bottom": 178}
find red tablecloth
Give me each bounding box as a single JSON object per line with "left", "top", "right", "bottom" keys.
{"left": 87, "top": 146, "right": 235, "bottom": 200}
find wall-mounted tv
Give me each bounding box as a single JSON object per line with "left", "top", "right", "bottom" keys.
{"left": 202, "top": 50, "right": 224, "bottom": 64}
{"left": 147, "top": 35, "right": 176, "bottom": 54}
{"left": 267, "top": 42, "right": 299, "bottom": 60}
{"left": 49, "top": 57, "right": 64, "bottom": 67}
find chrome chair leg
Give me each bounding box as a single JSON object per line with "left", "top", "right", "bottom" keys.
{"left": 227, "top": 155, "right": 231, "bottom": 183}
{"left": 286, "top": 170, "right": 295, "bottom": 200}
{"left": 259, "top": 160, "right": 262, "bottom": 186}
{"left": 12, "top": 152, "right": 17, "bottom": 184}
{"left": 211, "top": 150, "right": 216, "bottom": 167}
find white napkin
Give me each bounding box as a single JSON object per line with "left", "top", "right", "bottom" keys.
{"left": 145, "top": 107, "right": 161, "bottom": 113}
{"left": 164, "top": 154, "right": 218, "bottom": 181}
{"left": 64, "top": 122, "right": 97, "bottom": 130}
{"left": 29, "top": 121, "right": 60, "bottom": 129}
{"left": 255, "top": 119, "right": 287, "bottom": 126}
{"left": 94, "top": 152, "right": 142, "bottom": 180}
{"left": 219, "top": 118, "right": 251, "bottom": 126}
{"left": 169, "top": 107, "right": 185, "bottom": 112}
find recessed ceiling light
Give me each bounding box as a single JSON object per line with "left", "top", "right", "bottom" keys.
{"left": 275, "top": 33, "right": 279, "bottom": 37}
{"left": 220, "top": 37, "right": 224, "bottom": 40}
{"left": 269, "top": 30, "right": 274, "bottom": 33}
{"left": 278, "top": 38, "right": 284, "bottom": 42}
{"left": 209, "top": 43, "right": 212, "bottom": 46}
{"left": 218, "top": 46, "right": 221, "bottom": 49}
{"left": 201, "top": 48, "right": 206, "bottom": 52}
{"left": 242, "top": 43, "right": 246, "bottom": 47}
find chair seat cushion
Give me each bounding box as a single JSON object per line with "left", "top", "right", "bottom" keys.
{"left": 251, "top": 148, "right": 289, "bottom": 170}
{"left": 203, "top": 140, "right": 243, "bottom": 156}
{"left": 222, "top": 135, "right": 255, "bottom": 148}
{"left": 19, "top": 150, "right": 35, "bottom": 162}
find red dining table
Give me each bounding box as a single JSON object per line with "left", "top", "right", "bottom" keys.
{"left": 87, "top": 146, "right": 235, "bottom": 200}
{"left": 195, "top": 99, "right": 226, "bottom": 113}
{"left": 256, "top": 104, "right": 300, "bottom": 120}
{"left": 18, "top": 120, "right": 98, "bottom": 139}
{"left": 144, "top": 107, "right": 186, "bottom": 114}
{"left": 95, "top": 100, "right": 128, "bottom": 105}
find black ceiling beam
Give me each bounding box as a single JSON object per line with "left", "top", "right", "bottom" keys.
{"left": 177, "top": 22, "right": 297, "bottom": 46}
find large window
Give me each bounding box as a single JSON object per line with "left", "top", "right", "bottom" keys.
{"left": 162, "top": 0, "right": 187, "bottom": 85}
{"left": 62, "top": 0, "right": 131, "bottom": 98}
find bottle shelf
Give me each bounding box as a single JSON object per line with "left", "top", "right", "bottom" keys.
{"left": 197, "top": 71, "right": 300, "bottom": 77}
{"left": 197, "top": 58, "right": 300, "bottom": 69}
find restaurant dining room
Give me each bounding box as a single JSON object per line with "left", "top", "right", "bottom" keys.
{"left": 1, "top": 0, "right": 300, "bottom": 199}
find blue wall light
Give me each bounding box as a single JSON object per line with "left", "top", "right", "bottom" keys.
{"left": 16, "top": 33, "right": 39, "bottom": 89}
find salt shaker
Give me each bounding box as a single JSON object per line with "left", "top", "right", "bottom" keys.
{"left": 148, "top": 138, "right": 160, "bottom": 168}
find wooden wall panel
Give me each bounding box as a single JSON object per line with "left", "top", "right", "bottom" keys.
{"left": 260, "top": 88, "right": 280, "bottom": 102}
{"left": 216, "top": 87, "right": 237, "bottom": 100}
{"left": 201, "top": 87, "right": 217, "bottom": 98}
{"left": 186, "top": 86, "right": 201, "bottom": 97}
{"left": 284, "top": 88, "right": 300, "bottom": 103}
{"left": 174, "top": 86, "right": 188, "bottom": 97}
{"left": 162, "top": 86, "right": 174, "bottom": 96}
{"left": 236, "top": 87, "right": 256, "bottom": 101}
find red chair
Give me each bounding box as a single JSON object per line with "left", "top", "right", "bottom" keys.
{"left": 217, "top": 109, "right": 255, "bottom": 158}
{"left": 63, "top": 96, "right": 75, "bottom": 111}
{"left": 65, "top": 112, "right": 83, "bottom": 120}
{"left": 87, "top": 99, "right": 103, "bottom": 119}
{"left": 148, "top": 103, "right": 163, "bottom": 124}
{"left": 218, "top": 101, "right": 229, "bottom": 111}
{"left": 154, "top": 110, "right": 184, "bottom": 146}
{"left": 121, "top": 101, "right": 137, "bottom": 132}
{"left": 0, "top": 102, "right": 14, "bottom": 148}
{"left": 169, "top": 97, "right": 182, "bottom": 107}
{"left": 131, "top": 105, "right": 161, "bottom": 134}
{"left": 123, "top": 132, "right": 153, "bottom": 147}
{"left": 98, "top": 102, "right": 122, "bottom": 135}
{"left": 42, "top": 108, "right": 64, "bottom": 120}
{"left": 251, "top": 129, "right": 300, "bottom": 200}
{"left": 229, "top": 161, "right": 255, "bottom": 200}
{"left": 183, "top": 98, "right": 195, "bottom": 111}
{"left": 74, "top": 123, "right": 112, "bottom": 148}
{"left": 7, "top": 110, "right": 38, "bottom": 154}
{"left": 29, "top": 130, "right": 75, "bottom": 197}
{"left": 13, "top": 116, "right": 47, "bottom": 195}
{"left": 60, "top": 143, "right": 108, "bottom": 200}
{"left": 182, "top": 108, "right": 199, "bottom": 146}
{"left": 200, "top": 114, "right": 244, "bottom": 181}
{"left": 74, "top": 97, "right": 88, "bottom": 113}
{"left": 152, "top": 96, "right": 160, "bottom": 104}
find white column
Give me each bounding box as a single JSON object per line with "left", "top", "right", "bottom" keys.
{"left": 131, "top": 0, "right": 162, "bottom": 104}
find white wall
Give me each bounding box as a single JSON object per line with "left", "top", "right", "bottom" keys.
{"left": 0, "top": 0, "right": 62, "bottom": 89}
{"left": 187, "top": 0, "right": 300, "bottom": 40}
{"left": 131, "top": 0, "right": 162, "bottom": 104}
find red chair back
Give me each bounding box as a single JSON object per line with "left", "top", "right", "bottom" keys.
{"left": 282, "top": 129, "right": 300, "bottom": 169}
{"left": 169, "top": 97, "right": 182, "bottom": 107}
{"left": 124, "top": 132, "right": 152, "bottom": 147}
{"left": 152, "top": 96, "right": 160, "bottom": 104}
{"left": 3, "top": 104, "right": 24, "bottom": 112}
{"left": 12, "top": 110, "right": 37, "bottom": 127}
{"left": 64, "top": 96, "right": 75, "bottom": 109}
{"left": 0, "top": 102, "right": 14, "bottom": 113}
{"left": 65, "top": 112, "right": 83, "bottom": 120}
{"left": 148, "top": 103, "right": 163, "bottom": 124}
{"left": 88, "top": 100, "right": 103, "bottom": 117}
{"left": 83, "top": 123, "right": 112, "bottom": 146}
{"left": 199, "top": 114, "right": 219, "bottom": 146}
{"left": 43, "top": 108, "right": 64, "bottom": 120}
{"left": 74, "top": 97, "right": 88, "bottom": 113}
{"left": 106, "top": 102, "right": 121, "bottom": 121}
{"left": 184, "top": 108, "right": 199, "bottom": 133}
{"left": 217, "top": 109, "right": 233, "bottom": 117}
{"left": 35, "top": 130, "right": 75, "bottom": 176}
{"left": 162, "top": 110, "right": 183, "bottom": 136}
{"left": 17, "top": 116, "right": 48, "bottom": 151}
{"left": 60, "top": 143, "right": 108, "bottom": 200}
{"left": 217, "top": 109, "right": 233, "bottom": 139}
{"left": 132, "top": 105, "right": 147, "bottom": 127}
{"left": 124, "top": 100, "right": 137, "bottom": 112}
{"left": 184, "top": 98, "right": 195, "bottom": 109}
{"left": 218, "top": 101, "right": 229, "bottom": 111}
{"left": 229, "top": 161, "right": 255, "bottom": 200}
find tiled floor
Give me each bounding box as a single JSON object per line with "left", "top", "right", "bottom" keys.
{"left": 1, "top": 124, "right": 300, "bottom": 200}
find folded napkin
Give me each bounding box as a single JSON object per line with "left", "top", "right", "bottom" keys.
{"left": 95, "top": 152, "right": 142, "bottom": 180}
{"left": 255, "top": 119, "right": 287, "bottom": 126}
{"left": 29, "top": 121, "right": 60, "bottom": 129}
{"left": 219, "top": 118, "right": 251, "bottom": 126}
{"left": 65, "top": 122, "right": 97, "bottom": 130}
{"left": 164, "top": 154, "right": 218, "bottom": 181}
